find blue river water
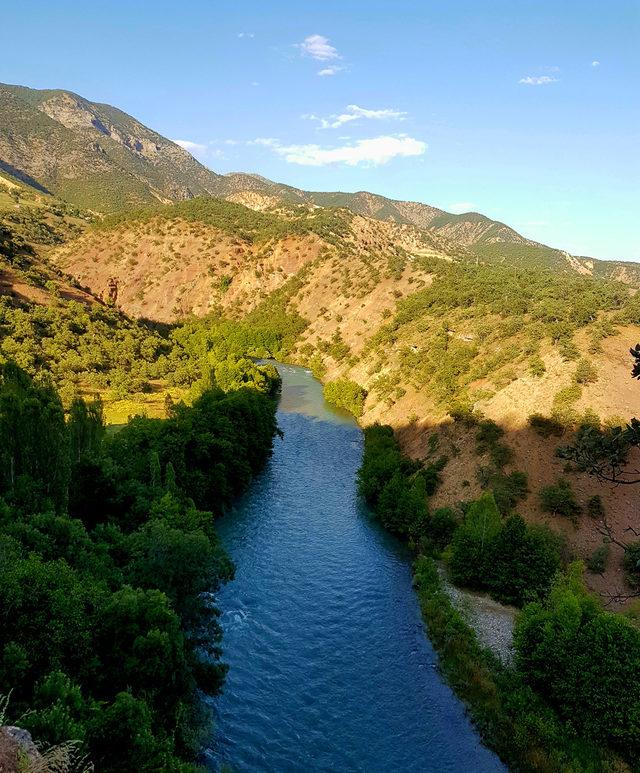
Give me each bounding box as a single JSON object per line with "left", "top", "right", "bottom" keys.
{"left": 205, "top": 363, "right": 505, "bottom": 772}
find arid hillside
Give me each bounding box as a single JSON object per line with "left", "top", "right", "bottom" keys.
{"left": 48, "top": 194, "right": 640, "bottom": 603}
{"left": 0, "top": 171, "right": 97, "bottom": 307}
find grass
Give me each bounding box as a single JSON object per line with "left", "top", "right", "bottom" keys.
{"left": 86, "top": 384, "right": 186, "bottom": 426}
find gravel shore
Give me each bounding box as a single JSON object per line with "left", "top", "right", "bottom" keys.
{"left": 437, "top": 565, "right": 517, "bottom": 665}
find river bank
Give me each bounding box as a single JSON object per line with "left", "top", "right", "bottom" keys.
{"left": 208, "top": 363, "right": 504, "bottom": 772}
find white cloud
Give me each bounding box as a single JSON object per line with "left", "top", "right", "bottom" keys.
{"left": 297, "top": 34, "right": 341, "bottom": 61}
{"left": 449, "top": 202, "right": 476, "bottom": 214}
{"left": 254, "top": 135, "right": 426, "bottom": 167}
{"left": 592, "top": 60, "right": 600, "bottom": 67}
{"left": 304, "top": 104, "right": 407, "bottom": 129}
{"left": 248, "top": 137, "right": 280, "bottom": 147}
{"left": 318, "top": 66, "right": 342, "bottom": 76}
{"left": 237, "top": 32, "right": 255, "bottom": 38}
{"left": 172, "top": 139, "right": 207, "bottom": 153}
{"left": 519, "top": 75, "right": 558, "bottom": 85}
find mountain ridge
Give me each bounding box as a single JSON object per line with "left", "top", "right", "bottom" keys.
{"left": 1, "top": 81, "right": 635, "bottom": 278}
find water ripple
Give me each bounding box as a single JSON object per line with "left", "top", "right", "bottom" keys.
{"left": 207, "top": 365, "right": 504, "bottom": 773}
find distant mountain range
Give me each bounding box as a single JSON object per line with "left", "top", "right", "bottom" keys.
{"left": 0, "top": 81, "right": 636, "bottom": 280}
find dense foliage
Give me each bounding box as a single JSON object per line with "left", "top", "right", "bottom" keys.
{"left": 0, "top": 299, "right": 172, "bottom": 399}
{"left": 359, "top": 423, "right": 639, "bottom": 766}
{"left": 323, "top": 379, "right": 367, "bottom": 418}
{"left": 515, "top": 564, "right": 640, "bottom": 756}
{"left": 414, "top": 556, "right": 612, "bottom": 772}
{"left": 448, "top": 493, "right": 562, "bottom": 606}
{"left": 357, "top": 424, "right": 443, "bottom": 537}
{"left": 0, "top": 357, "right": 279, "bottom": 771}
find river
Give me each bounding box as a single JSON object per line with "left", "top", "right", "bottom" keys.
{"left": 205, "top": 363, "right": 505, "bottom": 772}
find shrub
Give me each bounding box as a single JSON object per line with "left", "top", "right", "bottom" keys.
{"left": 490, "top": 470, "right": 529, "bottom": 515}
{"left": 323, "top": 379, "right": 367, "bottom": 418}
{"left": 528, "top": 413, "right": 564, "bottom": 438}
{"left": 529, "top": 354, "right": 546, "bottom": 377}
{"left": 587, "top": 495, "right": 604, "bottom": 519}
{"left": 475, "top": 420, "right": 513, "bottom": 467}
{"left": 539, "top": 479, "right": 581, "bottom": 521}
{"left": 574, "top": 357, "right": 598, "bottom": 385}
{"left": 587, "top": 543, "right": 610, "bottom": 574}
{"left": 623, "top": 542, "right": 640, "bottom": 589}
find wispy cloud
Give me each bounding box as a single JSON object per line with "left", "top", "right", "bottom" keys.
{"left": 519, "top": 75, "right": 558, "bottom": 85}
{"left": 297, "top": 34, "right": 341, "bottom": 61}
{"left": 252, "top": 135, "right": 426, "bottom": 167}
{"left": 318, "top": 66, "right": 343, "bottom": 77}
{"left": 172, "top": 139, "right": 207, "bottom": 153}
{"left": 304, "top": 104, "right": 407, "bottom": 129}
{"left": 591, "top": 60, "right": 600, "bottom": 67}
{"left": 449, "top": 202, "right": 476, "bottom": 214}
{"left": 237, "top": 32, "right": 255, "bottom": 38}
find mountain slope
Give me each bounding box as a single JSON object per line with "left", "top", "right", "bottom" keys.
{"left": 2, "top": 82, "right": 637, "bottom": 280}
{"left": 0, "top": 82, "right": 224, "bottom": 212}
{"left": 216, "top": 173, "right": 639, "bottom": 280}
{"left": 0, "top": 170, "right": 97, "bottom": 306}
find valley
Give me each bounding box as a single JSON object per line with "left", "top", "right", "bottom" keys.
{"left": 1, "top": 78, "right": 640, "bottom": 772}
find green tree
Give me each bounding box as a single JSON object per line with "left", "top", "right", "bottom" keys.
{"left": 449, "top": 492, "right": 502, "bottom": 588}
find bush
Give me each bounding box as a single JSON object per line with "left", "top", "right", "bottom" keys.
{"left": 587, "top": 543, "right": 610, "bottom": 574}
{"left": 475, "top": 420, "right": 513, "bottom": 467}
{"left": 587, "top": 495, "right": 604, "bottom": 519}
{"left": 575, "top": 357, "right": 598, "bottom": 385}
{"left": 529, "top": 354, "right": 546, "bottom": 377}
{"left": 528, "top": 413, "right": 564, "bottom": 438}
{"left": 323, "top": 379, "right": 367, "bottom": 418}
{"left": 623, "top": 542, "right": 640, "bottom": 588}
{"left": 539, "top": 479, "right": 581, "bottom": 521}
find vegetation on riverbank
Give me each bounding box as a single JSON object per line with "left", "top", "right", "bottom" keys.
{"left": 359, "top": 424, "right": 639, "bottom": 770}
{"left": 323, "top": 378, "right": 367, "bottom": 418}
{"left": 413, "top": 557, "right": 613, "bottom": 772}
{"left": 0, "top": 340, "right": 279, "bottom": 770}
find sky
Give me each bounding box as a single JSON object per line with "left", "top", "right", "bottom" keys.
{"left": 2, "top": 0, "right": 639, "bottom": 261}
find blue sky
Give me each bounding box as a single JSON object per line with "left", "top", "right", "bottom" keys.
{"left": 2, "top": 0, "right": 639, "bottom": 260}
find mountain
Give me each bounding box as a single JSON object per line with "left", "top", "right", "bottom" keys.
{"left": 2, "top": 81, "right": 637, "bottom": 281}
{"left": 0, "top": 82, "right": 224, "bottom": 212}
{"left": 216, "top": 173, "right": 640, "bottom": 280}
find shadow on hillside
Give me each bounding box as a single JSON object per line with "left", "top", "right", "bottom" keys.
{"left": 0, "top": 160, "right": 51, "bottom": 194}
{"left": 388, "top": 412, "right": 640, "bottom": 608}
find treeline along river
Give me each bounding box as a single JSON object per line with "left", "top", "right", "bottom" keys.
{"left": 206, "top": 363, "right": 504, "bottom": 772}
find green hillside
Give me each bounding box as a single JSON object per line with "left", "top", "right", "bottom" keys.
{"left": 0, "top": 83, "right": 224, "bottom": 212}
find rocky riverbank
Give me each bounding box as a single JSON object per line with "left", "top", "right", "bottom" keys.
{"left": 437, "top": 565, "right": 517, "bottom": 664}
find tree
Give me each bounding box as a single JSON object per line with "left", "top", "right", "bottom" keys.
{"left": 559, "top": 348, "right": 640, "bottom": 485}
{"left": 449, "top": 491, "right": 502, "bottom": 588}
{"left": 488, "top": 515, "right": 561, "bottom": 605}
{"left": 515, "top": 564, "right": 640, "bottom": 756}
{"left": 539, "top": 479, "right": 581, "bottom": 521}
